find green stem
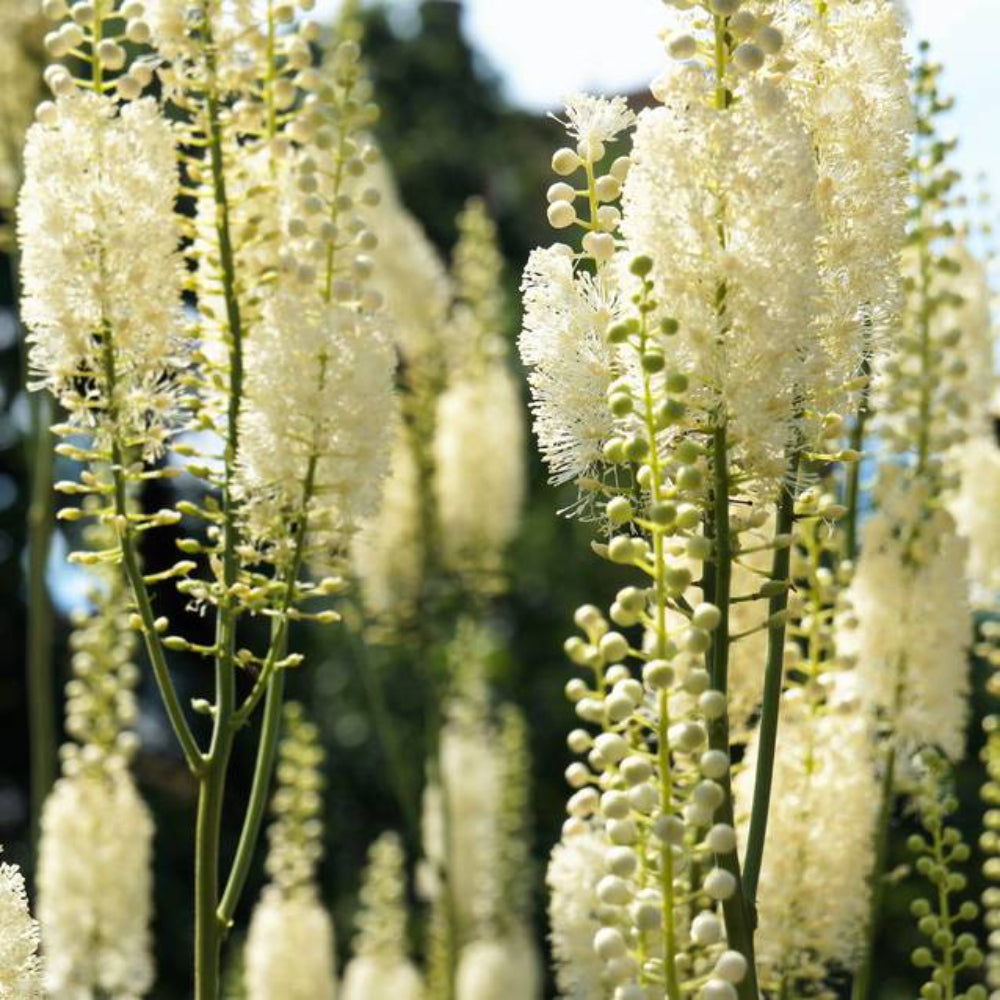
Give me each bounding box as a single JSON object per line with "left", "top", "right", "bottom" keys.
{"left": 637, "top": 308, "right": 681, "bottom": 1000}
{"left": 843, "top": 352, "right": 872, "bottom": 563}
{"left": 27, "top": 390, "right": 56, "bottom": 850}
{"left": 217, "top": 652, "right": 285, "bottom": 930}
{"left": 352, "top": 633, "right": 422, "bottom": 850}
{"left": 742, "top": 445, "right": 801, "bottom": 905}
{"left": 706, "top": 424, "right": 759, "bottom": 999}
{"left": 851, "top": 744, "right": 896, "bottom": 1000}
{"left": 12, "top": 240, "right": 58, "bottom": 849}
{"left": 101, "top": 337, "right": 203, "bottom": 774}
{"left": 194, "top": 731, "right": 233, "bottom": 1000}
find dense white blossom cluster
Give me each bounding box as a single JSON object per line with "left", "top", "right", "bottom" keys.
{"left": 842, "top": 476, "right": 971, "bottom": 761}
{"left": 245, "top": 705, "right": 336, "bottom": 1000}
{"left": 622, "top": 71, "right": 820, "bottom": 492}
{"left": 245, "top": 890, "right": 337, "bottom": 1000}
{"left": 783, "top": 0, "right": 911, "bottom": 402}
{"left": 236, "top": 287, "right": 396, "bottom": 563}
{"left": 0, "top": 851, "right": 43, "bottom": 999}
{"left": 735, "top": 694, "right": 879, "bottom": 987}
{"left": 455, "top": 931, "right": 542, "bottom": 1000}
{"left": 19, "top": 92, "right": 184, "bottom": 455}
{"left": 351, "top": 422, "right": 426, "bottom": 619}
{"left": 38, "top": 770, "right": 155, "bottom": 999}
{"left": 547, "top": 826, "right": 608, "bottom": 1000}
{"left": 434, "top": 364, "right": 526, "bottom": 575}
{"left": 365, "top": 159, "right": 454, "bottom": 365}
{"left": 519, "top": 244, "right": 620, "bottom": 492}
{"left": 342, "top": 834, "right": 423, "bottom": 1000}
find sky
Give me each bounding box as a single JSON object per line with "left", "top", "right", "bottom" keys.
{"left": 316, "top": 0, "right": 999, "bottom": 196}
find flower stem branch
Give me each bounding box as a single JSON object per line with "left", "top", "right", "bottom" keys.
{"left": 705, "top": 423, "right": 759, "bottom": 1000}
{"left": 742, "top": 443, "right": 801, "bottom": 906}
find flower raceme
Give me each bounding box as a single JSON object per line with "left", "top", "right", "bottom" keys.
{"left": 19, "top": 2, "right": 400, "bottom": 997}
{"left": 245, "top": 705, "right": 337, "bottom": 1000}
{"left": 0, "top": 850, "right": 43, "bottom": 999}
{"left": 19, "top": 92, "right": 184, "bottom": 458}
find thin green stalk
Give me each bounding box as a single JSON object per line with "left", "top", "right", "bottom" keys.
{"left": 194, "top": 18, "right": 247, "bottom": 993}
{"left": 638, "top": 306, "right": 681, "bottom": 1000}
{"left": 843, "top": 351, "right": 872, "bottom": 563}
{"left": 194, "top": 728, "right": 233, "bottom": 1000}
{"left": 851, "top": 744, "right": 896, "bottom": 1000}
{"left": 706, "top": 424, "right": 759, "bottom": 1000}
{"left": 352, "top": 634, "right": 422, "bottom": 850}
{"left": 742, "top": 446, "right": 801, "bottom": 905}
{"left": 27, "top": 390, "right": 55, "bottom": 850}
{"left": 11, "top": 240, "right": 58, "bottom": 849}
{"left": 216, "top": 646, "right": 285, "bottom": 930}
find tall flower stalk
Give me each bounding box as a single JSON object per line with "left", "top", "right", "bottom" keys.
{"left": 20, "top": 2, "right": 396, "bottom": 996}
{"left": 522, "top": 1, "right": 912, "bottom": 996}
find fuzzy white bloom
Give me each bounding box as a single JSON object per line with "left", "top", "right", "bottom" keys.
{"left": 559, "top": 93, "right": 635, "bottom": 154}
{"left": 519, "top": 245, "right": 619, "bottom": 490}
{"left": 236, "top": 288, "right": 397, "bottom": 562}
{"left": 245, "top": 705, "right": 334, "bottom": 999}
{"left": 38, "top": 771, "right": 155, "bottom": 999}
{"left": 724, "top": 521, "right": 777, "bottom": 737}
{"left": 0, "top": 850, "right": 43, "bottom": 999}
{"left": 434, "top": 362, "right": 526, "bottom": 575}
{"left": 18, "top": 92, "right": 184, "bottom": 452}
{"left": 735, "top": 692, "right": 878, "bottom": 982}
{"left": 343, "top": 833, "right": 422, "bottom": 1000}
{"left": 455, "top": 926, "right": 543, "bottom": 1000}
{"left": 351, "top": 422, "right": 425, "bottom": 619}
{"left": 621, "top": 69, "right": 820, "bottom": 494}
{"left": 365, "top": 159, "right": 454, "bottom": 365}
{"left": 842, "top": 475, "right": 972, "bottom": 760}
{"left": 783, "top": 0, "right": 911, "bottom": 402}
{"left": 340, "top": 956, "right": 422, "bottom": 1000}
{"left": 546, "top": 827, "right": 607, "bottom": 1000}
{"left": 950, "top": 436, "right": 1000, "bottom": 601}
{"left": 245, "top": 888, "right": 336, "bottom": 1000}
{"left": 422, "top": 697, "right": 502, "bottom": 938}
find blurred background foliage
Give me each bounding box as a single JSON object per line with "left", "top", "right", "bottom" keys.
{"left": 0, "top": 2, "right": 993, "bottom": 996}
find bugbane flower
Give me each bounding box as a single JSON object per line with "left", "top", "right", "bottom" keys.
{"left": 0, "top": 850, "right": 43, "bottom": 999}
{"left": 621, "top": 68, "right": 821, "bottom": 495}
{"left": 245, "top": 891, "right": 336, "bottom": 1000}
{"left": 235, "top": 287, "right": 397, "bottom": 565}
{"left": 842, "top": 474, "right": 971, "bottom": 761}
{"left": 422, "top": 686, "right": 503, "bottom": 939}
{"left": 245, "top": 705, "right": 336, "bottom": 1000}
{"left": 365, "top": 158, "right": 454, "bottom": 366}
{"left": 455, "top": 928, "right": 543, "bottom": 1000}
{"left": 782, "top": 0, "right": 911, "bottom": 408}
{"left": 433, "top": 362, "right": 526, "bottom": 578}
{"left": 735, "top": 690, "right": 879, "bottom": 986}
{"left": 38, "top": 770, "right": 155, "bottom": 999}
{"left": 433, "top": 200, "right": 526, "bottom": 578}
{"left": 342, "top": 833, "right": 422, "bottom": 1000}
{"left": 18, "top": 92, "right": 185, "bottom": 455}
{"left": 519, "top": 245, "right": 619, "bottom": 492}
{"left": 547, "top": 826, "right": 607, "bottom": 1000}
{"left": 38, "top": 551, "right": 153, "bottom": 1000}
{"left": 351, "top": 421, "right": 425, "bottom": 620}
